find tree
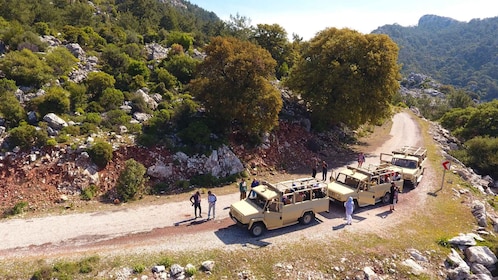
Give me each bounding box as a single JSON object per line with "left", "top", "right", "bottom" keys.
{"left": 30, "top": 86, "right": 70, "bottom": 116}
{"left": 285, "top": 28, "right": 401, "bottom": 130}
{"left": 45, "top": 46, "right": 79, "bottom": 76}
{"left": 190, "top": 36, "right": 282, "bottom": 136}
{"left": 116, "top": 159, "right": 147, "bottom": 202}
{"left": 0, "top": 48, "right": 53, "bottom": 87}
{"left": 87, "top": 141, "right": 113, "bottom": 169}
{"left": 0, "top": 78, "right": 25, "bottom": 128}
{"left": 252, "top": 23, "right": 293, "bottom": 78}
{"left": 85, "top": 71, "right": 116, "bottom": 100}
{"left": 99, "top": 88, "right": 125, "bottom": 111}
{"left": 161, "top": 53, "right": 199, "bottom": 85}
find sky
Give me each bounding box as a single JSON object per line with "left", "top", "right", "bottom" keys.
{"left": 187, "top": 0, "right": 497, "bottom": 40}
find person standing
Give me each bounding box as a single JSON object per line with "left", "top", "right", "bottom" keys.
{"left": 249, "top": 178, "right": 259, "bottom": 198}
{"left": 311, "top": 159, "right": 318, "bottom": 178}
{"left": 207, "top": 190, "right": 217, "bottom": 220}
{"left": 389, "top": 182, "right": 398, "bottom": 211}
{"left": 344, "top": 197, "right": 354, "bottom": 225}
{"left": 239, "top": 179, "right": 247, "bottom": 200}
{"left": 190, "top": 191, "right": 202, "bottom": 218}
{"left": 321, "top": 160, "right": 328, "bottom": 181}
{"left": 357, "top": 152, "right": 365, "bottom": 168}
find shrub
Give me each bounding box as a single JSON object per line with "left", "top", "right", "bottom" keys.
{"left": 56, "top": 134, "right": 70, "bottom": 143}
{"left": 80, "top": 185, "right": 99, "bottom": 201}
{"left": 10, "top": 201, "right": 28, "bottom": 216}
{"left": 8, "top": 122, "right": 48, "bottom": 149}
{"left": 116, "top": 159, "right": 147, "bottom": 202}
{"left": 87, "top": 141, "right": 113, "bottom": 169}
{"left": 157, "top": 256, "right": 173, "bottom": 268}
{"left": 185, "top": 265, "right": 197, "bottom": 276}
{"left": 133, "top": 263, "right": 146, "bottom": 273}
{"left": 61, "top": 125, "right": 80, "bottom": 136}
{"left": 80, "top": 122, "right": 99, "bottom": 135}
{"left": 151, "top": 182, "right": 169, "bottom": 194}
{"left": 175, "top": 180, "right": 190, "bottom": 190}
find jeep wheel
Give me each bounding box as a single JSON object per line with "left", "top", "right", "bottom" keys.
{"left": 250, "top": 222, "right": 266, "bottom": 237}
{"left": 299, "top": 211, "right": 315, "bottom": 225}
{"left": 382, "top": 193, "right": 390, "bottom": 204}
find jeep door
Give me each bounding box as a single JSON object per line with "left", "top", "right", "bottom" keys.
{"left": 357, "top": 182, "right": 376, "bottom": 206}
{"left": 264, "top": 200, "right": 284, "bottom": 230}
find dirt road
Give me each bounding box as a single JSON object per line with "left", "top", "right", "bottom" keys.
{"left": 0, "top": 112, "right": 428, "bottom": 260}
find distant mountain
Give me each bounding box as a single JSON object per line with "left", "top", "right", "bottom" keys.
{"left": 373, "top": 15, "right": 498, "bottom": 100}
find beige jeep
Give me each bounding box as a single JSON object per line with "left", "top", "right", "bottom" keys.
{"left": 229, "top": 178, "right": 329, "bottom": 237}
{"left": 380, "top": 146, "right": 427, "bottom": 187}
{"left": 327, "top": 165, "right": 403, "bottom": 211}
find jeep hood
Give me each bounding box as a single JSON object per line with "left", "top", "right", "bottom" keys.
{"left": 327, "top": 182, "right": 355, "bottom": 196}
{"left": 230, "top": 199, "right": 262, "bottom": 216}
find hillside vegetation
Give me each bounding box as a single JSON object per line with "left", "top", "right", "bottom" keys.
{"left": 374, "top": 14, "right": 498, "bottom": 100}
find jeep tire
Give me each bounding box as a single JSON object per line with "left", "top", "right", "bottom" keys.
{"left": 299, "top": 211, "right": 315, "bottom": 225}
{"left": 250, "top": 222, "right": 266, "bottom": 237}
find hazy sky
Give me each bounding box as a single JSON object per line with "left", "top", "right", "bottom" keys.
{"left": 188, "top": 0, "right": 497, "bottom": 40}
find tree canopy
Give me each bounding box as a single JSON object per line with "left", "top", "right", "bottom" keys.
{"left": 190, "top": 36, "right": 282, "bottom": 136}
{"left": 285, "top": 28, "right": 401, "bottom": 130}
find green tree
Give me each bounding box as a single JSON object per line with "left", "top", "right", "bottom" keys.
{"left": 0, "top": 49, "right": 53, "bottom": 87}
{"left": 65, "top": 82, "right": 88, "bottom": 112}
{"left": 8, "top": 122, "right": 48, "bottom": 150}
{"left": 165, "top": 31, "right": 194, "bottom": 50}
{"left": 116, "top": 159, "right": 147, "bottom": 202}
{"left": 252, "top": 23, "right": 293, "bottom": 78}
{"left": 447, "top": 89, "right": 475, "bottom": 109}
{"left": 162, "top": 53, "right": 199, "bottom": 85}
{"left": 99, "top": 88, "right": 124, "bottom": 111}
{"left": 0, "top": 78, "right": 25, "bottom": 128}
{"left": 190, "top": 36, "right": 282, "bottom": 136}
{"left": 462, "top": 136, "right": 498, "bottom": 179}
{"left": 87, "top": 141, "right": 113, "bottom": 169}
{"left": 285, "top": 28, "right": 401, "bottom": 130}
{"left": 30, "top": 86, "right": 70, "bottom": 116}
{"left": 85, "top": 71, "right": 116, "bottom": 100}
{"left": 45, "top": 47, "right": 78, "bottom": 77}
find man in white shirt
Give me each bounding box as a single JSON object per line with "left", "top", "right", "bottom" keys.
{"left": 207, "top": 190, "right": 217, "bottom": 220}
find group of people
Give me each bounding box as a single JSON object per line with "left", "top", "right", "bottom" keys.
{"left": 189, "top": 190, "right": 217, "bottom": 220}
{"left": 239, "top": 178, "right": 260, "bottom": 200}
{"left": 311, "top": 159, "right": 329, "bottom": 181}
{"left": 188, "top": 177, "right": 260, "bottom": 219}
{"left": 311, "top": 152, "right": 366, "bottom": 182}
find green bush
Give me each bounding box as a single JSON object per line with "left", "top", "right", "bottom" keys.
{"left": 56, "top": 134, "right": 70, "bottom": 143}
{"left": 8, "top": 122, "right": 48, "bottom": 150}
{"left": 116, "top": 159, "right": 147, "bottom": 202}
{"left": 9, "top": 201, "right": 28, "bottom": 216}
{"left": 61, "top": 125, "right": 81, "bottom": 136}
{"left": 151, "top": 182, "right": 170, "bottom": 194}
{"left": 185, "top": 265, "right": 197, "bottom": 276}
{"left": 87, "top": 141, "right": 113, "bottom": 169}
{"left": 157, "top": 256, "right": 173, "bottom": 268}
{"left": 133, "top": 263, "right": 146, "bottom": 273}
{"left": 80, "top": 185, "right": 99, "bottom": 201}
{"left": 189, "top": 174, "right": 218, "bottom": 187}
{"left": 80, "top": 122, "right": 99, "bottom": 135}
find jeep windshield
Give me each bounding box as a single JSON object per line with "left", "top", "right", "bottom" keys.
{"left": 392, "top": 158, "right": 417, "bottom": 169}
{"left": 335, "top": 173, "right": 360, "bottom": 188}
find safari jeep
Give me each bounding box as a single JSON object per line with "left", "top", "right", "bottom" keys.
{"left": 380, "top": 146, "right": 427, "bottom": 187}
{"left": 327, "top": 165, "right": 403, "bottom": 210}
{"left": 229, "top": 178, "right": 329, "bottom": 237}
